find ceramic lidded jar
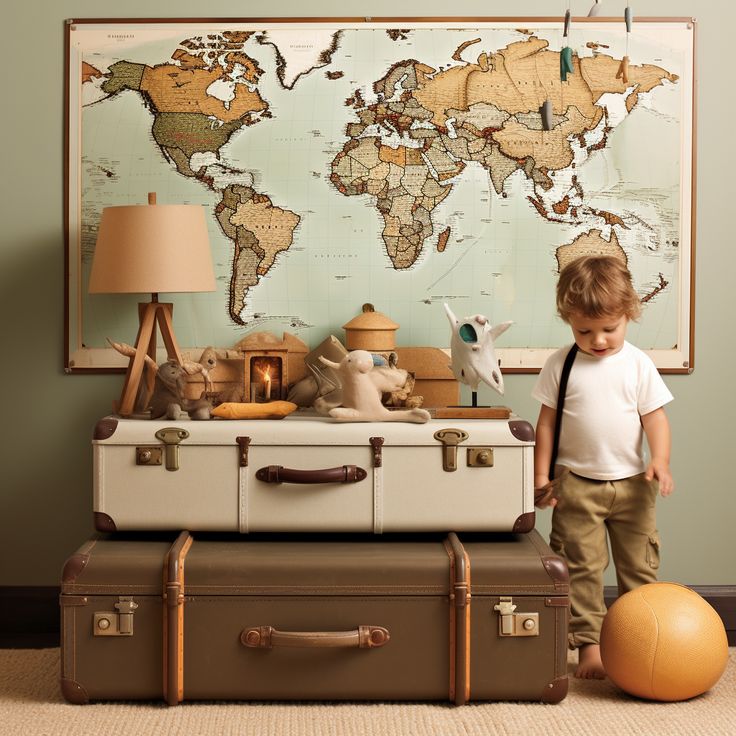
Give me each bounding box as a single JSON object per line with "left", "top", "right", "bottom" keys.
{"left": 342, "top": 303, "right": 399, "bottom": 352}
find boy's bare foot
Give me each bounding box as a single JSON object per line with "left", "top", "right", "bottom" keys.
{"left": 575, "top": 644, "right": 606, "bottom": 679}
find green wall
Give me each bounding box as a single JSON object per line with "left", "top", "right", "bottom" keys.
{"left": 1, "top": 1, "right": 733, "bottom": 586}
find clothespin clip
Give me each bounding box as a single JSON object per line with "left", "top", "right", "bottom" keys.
{"left": 540, "top": 99, "right": 554, "bottom": 131}
{"left": 617, "top": 6, "right": 633, "bottom": 84}
{"left": 560, "top": 47, "right": 574, "bottom": 81}
{"left": 560, "top": 9, "right": 574, "bottom": 82}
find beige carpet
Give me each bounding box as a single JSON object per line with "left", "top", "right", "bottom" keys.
{"left": 0, "top": 648, "right": 734, "bottom": 736}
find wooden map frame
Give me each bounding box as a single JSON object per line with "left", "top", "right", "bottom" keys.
{"left": 64, "top": 17, "right": 696, "bottom": 374}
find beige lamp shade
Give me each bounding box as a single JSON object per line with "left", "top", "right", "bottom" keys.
{"left": 89, "top": 201, "right": 216, "bottom": 294}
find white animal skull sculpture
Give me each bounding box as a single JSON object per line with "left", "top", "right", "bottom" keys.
{"left": 444, "top": 303, "right": 512, "bottom": 396}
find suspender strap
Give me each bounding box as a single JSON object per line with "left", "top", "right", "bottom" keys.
{"left": 549, "top": 344, "right": 578, "bottom": 480}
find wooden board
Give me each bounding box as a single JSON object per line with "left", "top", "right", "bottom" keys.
{"left": 432, "top": 406, "right": 512, "bottom": 419}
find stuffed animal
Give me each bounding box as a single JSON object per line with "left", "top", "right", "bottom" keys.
{"left": 319, "top": 351, "right": 430, "bottom": 423}
{"left": 108, "top": 339, "right": 219, "bottom": 412}
{"left": 149, "top": 360, "right": 212, "bottom": 420}
{"left": 182, "top": 346, "right": 217, "bottom": 393}
{"left": 299, "top": 344, "right": 415, "bottom": 414}
{"left": 383, "top": 371, "right": 423, "bottom": 409}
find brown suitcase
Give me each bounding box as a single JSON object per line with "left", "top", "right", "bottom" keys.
{"left": 60, "top": 530, "right": 569, "bottom": 705}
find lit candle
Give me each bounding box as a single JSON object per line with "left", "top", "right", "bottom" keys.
{"left": 263, "top": 369, "right": 271, "bottom": 401}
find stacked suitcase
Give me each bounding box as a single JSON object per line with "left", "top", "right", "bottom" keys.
{"left": 60, "top": 412, "right": 569, "bottom": 704}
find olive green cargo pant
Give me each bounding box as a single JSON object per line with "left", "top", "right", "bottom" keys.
{"left": 549, "top": 471, "right": 661, "bottom": 648}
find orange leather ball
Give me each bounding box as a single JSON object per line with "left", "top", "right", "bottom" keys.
{"left": 600, "top": 582, "right": 728, "bottom": 701}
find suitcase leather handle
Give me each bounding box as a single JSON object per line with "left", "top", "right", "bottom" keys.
{"left": 255, "top": 465, "right": 367, "bottom": 484}
{"left": 241, "top": 625, "right": 390, "bottom": 649}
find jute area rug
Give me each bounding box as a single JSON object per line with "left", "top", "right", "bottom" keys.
{"left": 1, "top": 648, "right": 734, "bottom": 736}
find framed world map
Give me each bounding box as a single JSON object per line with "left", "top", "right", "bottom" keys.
{"left": 65, "top": 17, "right": 695, "bottom": 373}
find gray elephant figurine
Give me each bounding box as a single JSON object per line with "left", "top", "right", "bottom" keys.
{"left": 149, "top": 360, "right": 211, "bottom": 420}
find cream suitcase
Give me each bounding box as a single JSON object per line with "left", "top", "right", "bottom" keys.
{"left": 92, "top": 414, "right": 535, "bottom": 534}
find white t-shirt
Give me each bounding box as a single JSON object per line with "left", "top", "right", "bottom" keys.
{"left": 532, "top": 341, "right": 673, "bottom": 481}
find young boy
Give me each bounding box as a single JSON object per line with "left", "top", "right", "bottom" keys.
{"left": 533, "top": 255, "right": 674, "bottom": 679}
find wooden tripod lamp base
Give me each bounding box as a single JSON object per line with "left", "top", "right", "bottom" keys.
{"left": 89, "top": 192, "right": 216, "bottom": 417}
{"left": 115, "top": 298, "right": 183, "bottom": 417}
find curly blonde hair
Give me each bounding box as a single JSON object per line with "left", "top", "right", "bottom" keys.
{"left": 556, "top": 255, "right": 641, "bottom": 322}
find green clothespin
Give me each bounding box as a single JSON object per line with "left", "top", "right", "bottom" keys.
{"left": 560, "top": 47, "right": 574, "bottom": 81}
{"left": 560, "top": 8, "right": 574, "bottom": 82}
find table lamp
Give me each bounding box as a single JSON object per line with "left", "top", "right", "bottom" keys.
{"left": 89, "top": 192, "right": 216, "bottom": 417}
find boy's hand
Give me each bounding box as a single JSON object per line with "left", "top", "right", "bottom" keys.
{"left": 534, "top": 468, "right": 570, "bottom": 508}
{"left": 645, "top": 459, "right": 674, "bottom": 496}
{"left": 534, "top": 481, "right": 558, "bottom": 508}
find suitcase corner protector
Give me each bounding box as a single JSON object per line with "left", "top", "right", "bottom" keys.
{"left": 541, "top": 554, "right": 570, "bottom": 586}
{"left": 60, "top": 677, "right": 89, "bottom": 704}
{"left": 541, "top": 676, "right": 568, "bottom": 704}
{"left": 508, "top": 419, "right": 534, "bottom": 442}
{"left": 62, "top": 553, "right": 89, "bottom": 584}
{"left": 93, "top": 417, "right": 119, "bottom": 440}
{"left": 512, "top": 511, "right": 535, "bottom": 533}
{"left": 94, "top": 512, "right": 117, "bottom": 533}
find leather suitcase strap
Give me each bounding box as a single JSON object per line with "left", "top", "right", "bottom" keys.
{"left": 370, "top": 437, "right": 384, "bottom": 534}
{"left": 162, "top": 531, "right": 193, "bottom": 706}
{"left": 444, "top": 533, "right": 471, "bottom": 705}
{"left": 236, "top": 437, "right": 251, "bottom": 533}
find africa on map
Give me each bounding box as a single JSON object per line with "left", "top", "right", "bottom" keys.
{"left": 67, "top": 20, "right": 694, "bottom": 371}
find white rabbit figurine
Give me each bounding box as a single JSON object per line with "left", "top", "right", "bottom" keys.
{"left": 319, "top": 351, "right": 430, "bottom": 423}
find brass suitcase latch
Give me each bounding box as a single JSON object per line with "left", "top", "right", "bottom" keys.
{"left": 434, "top": 430, "right": 494, "bottom": 471}
{"left": 94, "top": 597, "right": 139, "bottom": 637}
{"left": 494, "top": 596, "right": 539, "bottom": 637}
{"left": 135, "top": 427, "right": 190, "bottom": 471}
{"left": 433, "top": 428, "right": 469, "bottom": 472}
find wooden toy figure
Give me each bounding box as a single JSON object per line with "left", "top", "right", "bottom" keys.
{"left": 444, "top": 303, "right": 512, "bottom": 406}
